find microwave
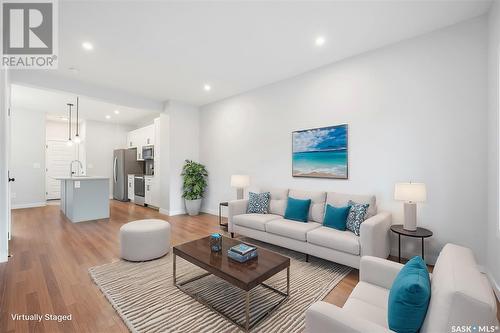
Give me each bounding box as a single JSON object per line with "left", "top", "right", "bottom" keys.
{"left": 142, "top": 145, "right": 154, "bottom": 160}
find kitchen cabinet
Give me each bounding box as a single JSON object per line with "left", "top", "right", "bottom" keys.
{"left": 127, "top": 174, "right": 135, "bottom": 202}
{"left": 143, "top": 124, "right": 155, "bottom": 146}
{"left": 145, "top": 176, "right": 153, "bottom": 205}
{"left": 127, "top": 124, "right": 155, "bottom": 161}
{"left": 127, "top": 130, "right": 138, "bottom": 149}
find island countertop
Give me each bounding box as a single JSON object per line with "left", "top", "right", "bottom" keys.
{"left": 58, "top": 177, "right": 110, "bottom": 223}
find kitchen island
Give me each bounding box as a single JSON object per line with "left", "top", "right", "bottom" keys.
{"left": 56, "top": 176, "right": 110, "bottom": 223}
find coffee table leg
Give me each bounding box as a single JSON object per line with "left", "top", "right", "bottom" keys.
{"left": 173, "top": 253, "right": 176, "bottom": 285}
{"left": 245, "top": 291, "right": 250, "bottom": 332}
{"left": 286, "top": 266, "right": 290, "bottom": 296}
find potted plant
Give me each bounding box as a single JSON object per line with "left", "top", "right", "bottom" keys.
{"left": 181, "top": 160, "right": 208, "bottom": 216}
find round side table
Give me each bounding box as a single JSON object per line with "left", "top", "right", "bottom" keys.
{"left": 390, "top": 224, "right": 433, "bottom": 263}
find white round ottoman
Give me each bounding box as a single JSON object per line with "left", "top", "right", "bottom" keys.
{"left": 120, "top": 219, "right": 171, "bottom": 261}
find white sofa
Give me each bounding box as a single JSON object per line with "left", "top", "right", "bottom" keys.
{"left": 305, "top": 244, "right": 499, "bottom": 333}
{"left": 228, "top": 188, "right": 392, "bottom": 269}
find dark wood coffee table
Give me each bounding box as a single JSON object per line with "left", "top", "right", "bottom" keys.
{"left": 173, "top": 236, "right": 290, "bottom": 332}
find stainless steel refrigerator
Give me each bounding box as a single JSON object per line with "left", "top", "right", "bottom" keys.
{"left": 113, "top": 149, "right": 144, "bottom": 201}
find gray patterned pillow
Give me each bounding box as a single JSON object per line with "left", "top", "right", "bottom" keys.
{"left": 247, "top": 192, "right": 270, "bottom": 214}
{"left": 346, "top": 200, "right": 370, "bottom": 236}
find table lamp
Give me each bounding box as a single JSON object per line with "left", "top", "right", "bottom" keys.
{"left": 231, "top": 175, "right": 250, "bottom": 200}
{"left": 394, "top": 182, "right": 427, "bottom": 231}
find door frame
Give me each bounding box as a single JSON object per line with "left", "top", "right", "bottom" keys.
{"left": 0, "top": 69, "right": 10, "bottom": 262}
{"left": 45, "top": 139, "right": 80, "bottom": 200}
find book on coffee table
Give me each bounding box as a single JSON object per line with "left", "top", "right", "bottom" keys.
{"left": 229, "top": 243, "right": 257, "bottom": 256}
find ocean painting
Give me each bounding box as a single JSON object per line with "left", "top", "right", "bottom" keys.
{"left": 292, "top": 124, "right": 348, "bottom": 179}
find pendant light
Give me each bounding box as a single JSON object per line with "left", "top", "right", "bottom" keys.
{"left": 66, "top": 103, "right": 73, "bottom": 146}
{"left": 74, "top": 97, "right": 81, "bottom": 144}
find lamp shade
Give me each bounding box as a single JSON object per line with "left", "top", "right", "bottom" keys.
{"left": 230, "top": 175, "right": 250, "bottom": 188}
{"left": 394, "top": 183, "right": 427, "bottom": 202}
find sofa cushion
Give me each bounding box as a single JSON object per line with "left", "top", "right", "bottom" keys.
{"left": 232, "top": 214, "right": 282, "bottom": 231}
{"left": 306, "top": 227, "right": 360, "bottom": 255}
{"left": 288, "top": 189, "right": 327, "bottom": 223}
{"left": 266, "top": 219, "right": 321, "bottom": 241}
{"left": 343, "top": 298, "right": 388, "bottom": 329}
{"left": 388, "top": 256, "right": 431, "bottom": 333}
{"left": 260, "top": 187, "right": 289, "bottom": 216}
{"left": 421, "top": 244, "right": 498, "bottom": 333}
{"left": 326, "top": 192, "right": 377, "bottom": 218}
{"left": 349, "top": 281, "right": 390, "bottom": 310}
{"left": 284, "top": 197, "right": 311, "bottom": 222}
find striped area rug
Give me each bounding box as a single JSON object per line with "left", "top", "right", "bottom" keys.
{"left": 89, "top": 239, "right": 351, "bottom": 333}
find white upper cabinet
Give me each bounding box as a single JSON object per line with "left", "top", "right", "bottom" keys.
{"left": 127, "top": 124, "right": 156, "bottom": 161}
{"left": 143, "top": 124, "right": 155, "bottom": 146}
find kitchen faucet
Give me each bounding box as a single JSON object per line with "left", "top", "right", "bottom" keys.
{"left": 69, "top": 160, "right": 84, "bottom": 177}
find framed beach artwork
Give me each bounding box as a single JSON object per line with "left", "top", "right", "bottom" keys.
{"left": 292, "top": 124, "right": 348, "bottom": 179}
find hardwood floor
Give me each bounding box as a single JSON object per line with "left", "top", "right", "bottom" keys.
{"left": 0, "top": 201, "right": 498, "bottom": 332}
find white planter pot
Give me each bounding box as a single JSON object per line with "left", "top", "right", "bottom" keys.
{"left": 185, "top": 199, "right": 202, "bottom": 216}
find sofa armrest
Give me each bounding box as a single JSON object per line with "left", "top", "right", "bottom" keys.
{"left": 228, "top": 199, "right": 248, "bottom": 232}
{"left": 360, "top": 256, "right": 404, "bottom": 290}
{"left": 360, "top": 211, "right": 392, "bottom": 258}
{"left": 305, "top": 301, "right": 392, "bottom": 333}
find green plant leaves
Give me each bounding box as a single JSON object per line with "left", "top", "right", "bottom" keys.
{"left": 181, "top": 159, "right": 208, "bottom": 200}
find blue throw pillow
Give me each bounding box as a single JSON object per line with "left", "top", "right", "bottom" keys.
{"left": 323, "top": 204, "right": 351, "bottom": 231}
{"left": 284, "top": 197, "right": 311, "bottom": 222}
{"left": 346, "top": 200, "right": 369, "bottom": 236}
{"left": 247, "top": 192, "right": 270, "bottom": 214}
{"left": 388, "top": 256, "right": 431, "bottom": 333}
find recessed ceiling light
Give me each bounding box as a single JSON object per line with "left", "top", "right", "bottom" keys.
{"left": 82, "top": 41, "right": 94, "bottom": 51}
{"left": 114, "top": 110, "right": 120, "bottom": 114}
{"left": 105, "top": 115, "right": 111, "bottom": 119}
{"left": 203, "top": 84, "right": 211, "bottom": 91}
{"left": 315, "top": 36, "right": 326, "bottom": 47}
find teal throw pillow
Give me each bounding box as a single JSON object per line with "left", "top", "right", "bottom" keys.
{"left": 284, "top": 197, "right": 311, "bottom": 222}
{"left": 388, "top": 256, "right": 431, "bottom": 333}
{"left": 323, "top": 204, "right": 351, "bottom": 231}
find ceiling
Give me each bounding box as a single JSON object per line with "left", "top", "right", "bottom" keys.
{"left": 11, "top": 84, "right": 160, "bottom": 125}
{"left": 46, "top": 0, "right": 492, "bottom": 106}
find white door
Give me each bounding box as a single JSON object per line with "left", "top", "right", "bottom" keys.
{"left": 45, "top": 140, "right": 78, "bottom": 200}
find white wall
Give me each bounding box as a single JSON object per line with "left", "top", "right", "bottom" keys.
{"left": 46, "top": 120, "right": 69, "bottom": 140}
{"left": 158, "top": 101, "right": 200, "bottom": 215}
{"left": 84, "top": 120, "right": 131, "bottom": 195}
{"left": 10, "top": 109, "right": 46, "bottom": 208}
{"left": 487, "top": 1, "right": 500, "bottom": 297}
{"left": 9, "top": 113, "right": 130, "bottom": 205}
{"left": 200, "top": 17, "right": 488, "bottom": 265}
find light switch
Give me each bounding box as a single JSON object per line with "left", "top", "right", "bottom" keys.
{"left": 75, "top": 181, "right": 81, "bottom": 188}
{"left": 88, "top": 163, "right": 94, "bottom": 169}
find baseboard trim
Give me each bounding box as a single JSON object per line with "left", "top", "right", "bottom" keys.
{"left": 201, "top": 208, "right": 219, "bottom": 216}
{"left": 12, "top": 202, "right": 47, "bottom": 209}
{"left": 486, "top": 270, "right": 500, "bottom": 302}
{"left": 158, "top": 208, "right": 187, "bottom": 216}
{"left": 169, "top": 210, "right": 186, "bottom": 216}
